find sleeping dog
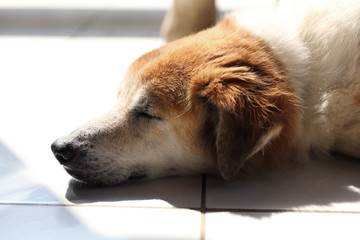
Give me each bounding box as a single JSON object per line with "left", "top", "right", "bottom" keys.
{"left": 51, "top": 0, "right": 360, "bottom": 185}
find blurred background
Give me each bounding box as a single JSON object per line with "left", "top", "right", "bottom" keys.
{"left": 0, "top": 0, "right": 274, "bottom": 37}
{"left": 0, "top": 0, "right": 173, "bottom": 37}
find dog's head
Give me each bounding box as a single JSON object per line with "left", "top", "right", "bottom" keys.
{"left": 51, "top": 18, "right": 300, "bottom": 185}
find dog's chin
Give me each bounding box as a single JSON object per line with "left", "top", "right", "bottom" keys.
{"left": 64, "top": 167, "right": 149, "bottom": 187}
{"left": 68, "top": 178, "right": 93, "bottom": 189}
{"left": 64, "top": 167, "right": 119, "bottom": 187}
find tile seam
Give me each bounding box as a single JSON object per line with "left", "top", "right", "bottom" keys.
{"left": 1, "top": 203, "right": 359, "bottom": 214}
{"left": 0, "top": 202, "right": 201, "bottom": 211}
{"left": 200, "top": 174, "right": 207, "bottom": 240}
{"left": 205, "top": 208, "right": 360, "bottom": 214}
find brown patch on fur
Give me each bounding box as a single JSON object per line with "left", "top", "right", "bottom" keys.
{"left": 353, "top": 91, "right": 360, "bottom": 106}
{"left": 129, "top": 16, "right": 301, "bottom": 179}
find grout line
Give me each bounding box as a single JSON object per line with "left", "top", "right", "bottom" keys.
{"left": 200, "top": 174, "right": 207, "bottom": 240}
{"left": 201, "top": 174, "right": 207, "bottom": 213}
{"left": 205, "top": 208, "right": 360, "bottom": 215}
{"left": 0, "top": 202, "right": 201, "bottom": 211}
{"left": 201, "top": 212, "right": 206, "bottom": 240}
{"left": 2, "top": 201, "right": 359, "bottom": 215}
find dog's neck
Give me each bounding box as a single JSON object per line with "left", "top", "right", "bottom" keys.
{"left": 229, "top": 9, "right": 310, "bottom": 99}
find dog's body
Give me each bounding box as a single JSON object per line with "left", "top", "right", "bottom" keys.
{"left": 232, "top": 0, "right": 360, "bottom": 160}
{"left": 52, "top": 0, "right": 360, "bottom": 185}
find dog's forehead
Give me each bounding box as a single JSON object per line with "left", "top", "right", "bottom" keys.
{"left": 123, "top": 21, "right": 248, "bottom": 109}
{"left": 124, "top": 47, "right": 199, "bottom": 110}
{"left": 128, "top": 86, "right": 146, "bottom": 107}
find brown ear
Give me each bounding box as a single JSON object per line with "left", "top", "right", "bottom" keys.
{"left": 191, "top": 66, "right": 298, "bottom": 181}
{"left": 216, "top": 109, "right": 283, "bottom": 180}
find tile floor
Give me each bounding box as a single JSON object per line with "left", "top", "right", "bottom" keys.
{"left": 1, "top": 1, "right": 360, "bottom": 239}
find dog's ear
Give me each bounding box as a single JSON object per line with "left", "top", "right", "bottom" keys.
{"left": 216, "top": 109, "right": 283, "bottom": 180}
{"left": 191, "top": 66, "right": 298, "bottom": 181}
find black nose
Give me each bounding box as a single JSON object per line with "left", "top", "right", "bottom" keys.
{"left": 51, "top": 139, "right": 75, "bottom": 165}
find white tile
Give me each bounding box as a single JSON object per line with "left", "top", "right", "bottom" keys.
{"left": 0, "top": 204, "right": 201, "bottom": 240}
{"left": 206, "top": 157, "right": 360, "bottom": 212}
{"left": 205, "top": 211, "right": 360, "bottom": 240}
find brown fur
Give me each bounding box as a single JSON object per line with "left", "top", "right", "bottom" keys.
{"left": 129, "top": 17, "right": 301, "bottom": 180}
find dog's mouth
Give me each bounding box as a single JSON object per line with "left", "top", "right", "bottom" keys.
{"left": 64, "top": 167, "right": 148, "bottom": 186}
{"left": 126, "top": 170, "right": 148, "bottom": 181}
{"left": 63, "top": 167, "right": 101, "bottom": 186}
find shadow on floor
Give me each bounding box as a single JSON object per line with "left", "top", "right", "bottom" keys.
{"left": 66, "top": 175, "right": 202, "bottom": 209}
{"left": 66, "top": 155, "right": 360, "bottom": 219}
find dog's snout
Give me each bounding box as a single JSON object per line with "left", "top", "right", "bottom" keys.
{"left": 51, "top": 139, "right": 75, "bottom": 165}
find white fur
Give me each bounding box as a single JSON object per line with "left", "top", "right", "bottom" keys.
{"left": 65, "top": 86, "right": 209, "bottom": 185}
{"left": 233, "top": 0, "right": 360, "bottom": 161}
{"left": 115, "top": 88, "right": 207, "bottom": 179}
{"left": 247, "top": 125, "right": 283, "bottom": 161}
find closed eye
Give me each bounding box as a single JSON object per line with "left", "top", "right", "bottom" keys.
{"left": 135, "top": 111, "right": 162, "bottom": 121}
{"left": 132, "top": 97, "right": 163, "bottom": 121}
